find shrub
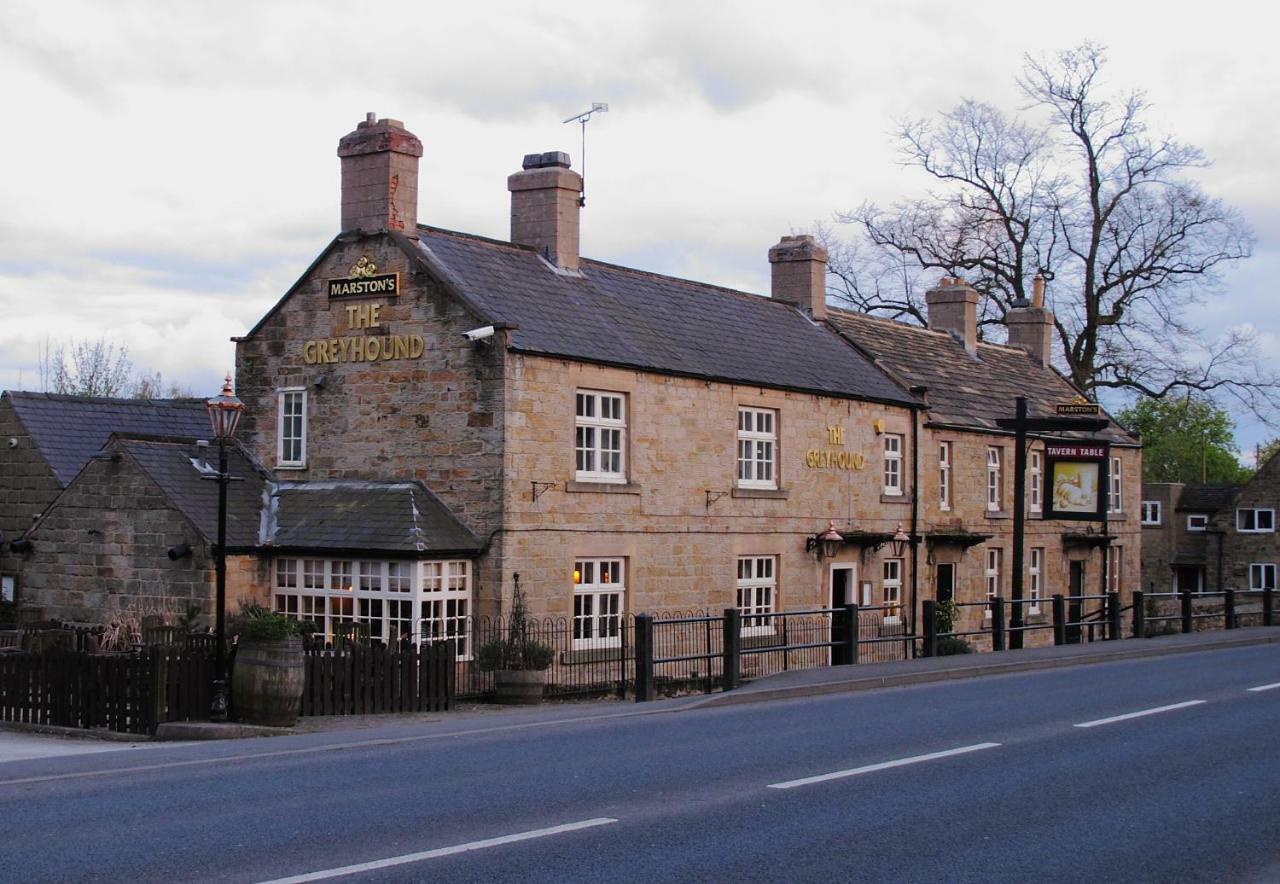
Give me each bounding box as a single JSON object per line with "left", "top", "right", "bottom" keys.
{"left": 231, "top": 604, "right": 306, "bottom": 642}
{"left": 476, "top": 586, "right": 553, "bottom": 672}
{"left": 936, "top": 636, "right": 974, "bottom": 656}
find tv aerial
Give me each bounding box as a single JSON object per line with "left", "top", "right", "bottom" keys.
{"left": 563, "top": 102, "right": 608, "bottom": 207}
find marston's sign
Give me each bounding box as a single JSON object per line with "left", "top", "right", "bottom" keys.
{"left": 328, "top": 274, "right": 399, "bottom": 298}
{"left": 328, "top": 256, "right": 400, "bottom": 298}
{"left": 1056, "top": 402, "right": 1100, "bottom": 416}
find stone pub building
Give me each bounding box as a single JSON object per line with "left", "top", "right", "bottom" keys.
{"left": 1, "top": 115, "right": 1141, "bottom": 657}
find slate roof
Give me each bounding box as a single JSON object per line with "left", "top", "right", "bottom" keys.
{"left": 1176, "top": 484, "right": 1241, "bottom": 513}
{"left": 4, "top": 391, "right": 211, "bottom": 487}
{"left": 411, "top": 228, "right": 917, "bottom": 406}
{"left": 825, "top": 310, "right": 1139, "bottom": 445}
{"left": 114, "top": 438, "right": 480, "bottom": 555}
{"left": 271, "top": 482, "right": 480, "bottom": 554}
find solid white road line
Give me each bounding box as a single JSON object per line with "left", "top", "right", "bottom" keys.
{"left": 767, "top": 742, "right": 1002, "bottom": 790}
{"left": 1074, "top": 700, "right": 1206, "bottom": 729}
{"left": 1247, "top": 682, "right": 1280, "bottom": 692}
{"left": 256, "top": 818, "right": 619, "bottom": 883}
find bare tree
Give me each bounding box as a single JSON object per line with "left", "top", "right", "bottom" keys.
{"left": 37, "top": 338, "right": 192, "bottom": 399}
{"left": 830, "top": 43, "right": 1271, "bottom": 419}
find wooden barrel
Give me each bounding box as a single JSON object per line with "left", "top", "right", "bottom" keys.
{"left": 493, "top": 669, "right": 546, "bottom": 705}
{"left": 231, "top": 637, "right": 304, "bottom": 727}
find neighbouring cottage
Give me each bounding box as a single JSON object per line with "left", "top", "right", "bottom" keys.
{"left": 1, "top": 114, "right": 1142, "bottom": 659}
{"left": 1141, "top": 451, "right": 1280, "bottom": 596}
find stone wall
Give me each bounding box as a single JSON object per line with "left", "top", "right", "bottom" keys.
{"left": 500, "top": 354, "right": 914, "bottom": 619}
{"left": 0, "top": 396, "right": 63, "bottom": 591}
{"left": 234, "top": 233, "right": 506, "bottom": 600}
{"left": 1216, "top": 454, "right": 1280, "bottom": 591}
{"left": 19, "top": 452, "right": 209, "bottom": 622}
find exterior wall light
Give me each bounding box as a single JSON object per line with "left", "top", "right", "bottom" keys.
{"left": 890, "top": 522, "right": 910, "bottom": 558}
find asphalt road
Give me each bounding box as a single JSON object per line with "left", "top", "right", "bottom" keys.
{"left": 2, "top": 644, "right": 1278, "bottom": 883}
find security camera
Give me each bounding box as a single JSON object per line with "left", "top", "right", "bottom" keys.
{"left": 167, "top": 543, "right": 193, "bottom": 561}
{"left": 463, "top": 325, "right": 495, "bottom": 342}
{"left": 7, "top": 437, "right": 16, "bottom": 449}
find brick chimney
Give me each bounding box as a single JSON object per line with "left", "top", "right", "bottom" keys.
{"left": 768, "top": 235, "right": 829, "bottom": 320}
{"left": 508, "top": 151, "right": 582, "bottom": 271}
{"left": 925, "top": 277, "right": 980, "bottom": 355}
{"left": 1006, "top": 272, "right": 1055, "bottom": 367}
{"left": 337, "top": 113, "right": 423, "bottom": 235}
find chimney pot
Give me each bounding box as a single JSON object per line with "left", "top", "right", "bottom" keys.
{"left": 337, "top": 115, "right": 423, "bottom": 235}
{"left": 768, "top": 234, "right": 829, "bottom": 320}
{"left": 925, "top": 278, "right": 980, "bottom": 355}
{"left": 508, "top": 151, "right": 583, "bottom": 270}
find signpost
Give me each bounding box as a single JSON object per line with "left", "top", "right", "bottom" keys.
{"left": 996, "top": 398, "right": 1109, "bottom": 650}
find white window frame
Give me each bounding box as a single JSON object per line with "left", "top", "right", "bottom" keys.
{"left": 1029, "top": 449, "right": 1042, "bottom": 513}
{"left": 573, "top": 558, "right": 625, "bottom": 649}
{"left": 938, "top": 441, "right": 952, "bottom": 511}
{"left": 883, "top": 434, "right": 903, "bottom": 496}
{"left": 1249, "top": 563, "right": 1277, "bottom": 591}
{"left": 985, "top": 547, "right": 1002, "bottom": 619}
{"left": 1187, "top": 514, "right": 1208, "bottom": 532}
{"left": 1107, "top": 545, "right": 1123, "bottom": 594}
{"left": 1029, "top": 547, "right": 1043, "bottom": 614}
{"left": 882, "top": 559, "right": 903, "bottom": 623}
{"left": 986, "top": 447, "right": 1002, "bottom": 512}
{"left": 1237, "top": 508, "right": 1276, "bottom": 533}
{"left": 276, "top": 388, "right": 307, "bottom": 469}
{"left": 1108, "top": 456, "right": 1123, "bottom": 513}
{"left": 737, "top": 556, "right": 777, "bottom": 636}
{"left": 737, "top": 407, "right": 778, "bottom": 489}
{"left": 1141, "top": 501, "right": 1162, "bottom": 526}
{"left": 272, "top": 557, "right": 473, "bottom": 657}
{"left": 575, "top": 390, "right": 626, "bottom": 483}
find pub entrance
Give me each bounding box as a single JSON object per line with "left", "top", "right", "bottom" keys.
{"left": 830, "top": 564, "right": 857, "bottom": 665}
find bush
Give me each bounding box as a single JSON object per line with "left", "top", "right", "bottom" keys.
{"left": 936, "top": 636, "right": 974, "bottom": 656}
{"left": 476, "top": 586, "right": 553, "bottom": 672}
{"left": 231, "top": 605, "right": 307, "bottom": 641}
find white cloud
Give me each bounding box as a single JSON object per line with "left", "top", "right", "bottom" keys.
{"left": 1, "top": 0, "right": 1277, "bottom": 441}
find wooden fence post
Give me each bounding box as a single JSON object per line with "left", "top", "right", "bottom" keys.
{"left": 722, "top": 608, "right": 740, "bottom": 691}
{"left": 1132, "top": 590, "right": 1145, "bottom": 639}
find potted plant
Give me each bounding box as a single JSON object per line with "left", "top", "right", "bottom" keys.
{"left": 476, "top": 587, "right": 554, "bottom": 704}
{"left": 230, "top": 604, "right": 307, "bottom": 727}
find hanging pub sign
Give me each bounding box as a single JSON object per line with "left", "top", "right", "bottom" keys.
{"left": 1043, "top": 441, "right": 1110, "bottom": 520}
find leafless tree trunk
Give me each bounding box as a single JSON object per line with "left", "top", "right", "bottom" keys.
{"left": 830, "top": 43, "right": 1270, "bottom": 420}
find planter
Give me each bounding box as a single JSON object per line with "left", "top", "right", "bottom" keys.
{"left": 231, "top": 636, "right": 304, "bottom": 727}
{"left": 493, "top": 669, "right": 547, "bottom": 705}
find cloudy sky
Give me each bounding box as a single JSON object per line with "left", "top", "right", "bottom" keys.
{"left": 2, "top": 1, "right": 1276, "bottom": 453}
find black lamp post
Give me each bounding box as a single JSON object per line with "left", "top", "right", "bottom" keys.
{"left": 206, "top": 373, "right": 243, "bottom": 721}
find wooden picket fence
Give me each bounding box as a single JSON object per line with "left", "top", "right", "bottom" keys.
{"left": 0, "top": 641, "right": 455, "bottom": 734}
{"left": 301, "top": 642, "right": 454, "bottom": 716}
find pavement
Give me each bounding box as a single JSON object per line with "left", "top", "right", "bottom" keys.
{"left": 1, "top": 626, "right": 1276, "bottom": 759}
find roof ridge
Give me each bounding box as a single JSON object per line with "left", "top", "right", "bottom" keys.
{"left": 5, "top": 390, "right": 206, "bottom": 405}
{"left": 418, "top": 223, "right": 806, "bottom": 313}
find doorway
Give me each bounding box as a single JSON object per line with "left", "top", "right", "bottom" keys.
{"left": 936, "top": 563, "right": 956, "bottom": 605}
{"left": 1068, "top": 560, "right": 1085, "bottom": 643}
{"left": 830, "top": 564, "right": 857, "bottom": 665}
{"left": 1175, "top": 566, "right": 1203, "bottom": 594}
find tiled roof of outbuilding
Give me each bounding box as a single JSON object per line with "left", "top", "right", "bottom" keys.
{"left": 1176, "top": 484, "right": 1241, "bottom": 513}
{"left": 114, "top": 437, "right": 481, "bottom": 555}
{"left": 4, "top": 391, "right": 211, "bottom": 486}
{"left": 825, "top": 310, "right": 1139, "bottom": 445}
{"left": 411, "top": 228, "right": 917, "bottom": 407}
{"left": 271, "top": 482, "right": 481, "bottom": 554}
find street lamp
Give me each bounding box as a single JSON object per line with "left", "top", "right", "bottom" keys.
{"left": 206, "top": 373, "right": 243, "bottom": 721}
{"left": 889, "top": 522, "right": 910, "bottom": 558}
{"left": 819, "top": 521, "right": 844, "bottom": 559}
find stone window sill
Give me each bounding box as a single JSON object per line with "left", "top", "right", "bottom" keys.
{"left": 984, "top": 510, "right": 1011, "bottom": 520}
{"left": 732, "top": 487, "right": 790, "bottom": 500}
{"left": 880, "top": 493, "right": 910, "bottom": 505}
{"left": 565, "top": 480, "right": 642, "bottom": 495}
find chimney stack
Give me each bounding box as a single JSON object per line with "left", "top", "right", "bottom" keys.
{"left": 925, "top": 277, "right": 980, "bottom": 355}
{"left": 1006, "top": 272, "right": 1055, "bottom": 367}
{"left": 768, "top": 235, "right": 829, "bottom": 320}
{"left": 508, "top": 151, "right": 582, "bottom": 271}
{"left": 337, "top": 113, "right": 423, "bottom": 235}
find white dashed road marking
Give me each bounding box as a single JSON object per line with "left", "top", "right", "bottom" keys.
{"left": 767, "top": 742, "right": 1002, "bottom": 790}
{"left": 1074, "top": 700, "right": 1206, "bottom": 729}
